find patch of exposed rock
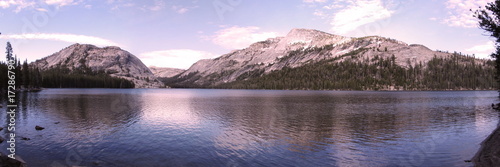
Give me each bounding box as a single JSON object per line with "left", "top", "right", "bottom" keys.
{"left": 31, "top": 44, "right": 163, "bottom": 88}
{"left": 176, "top": 28, "right": 459, "bottom": 86}
{"left": 149, "top": 66, "right": 185, "bottom": 78}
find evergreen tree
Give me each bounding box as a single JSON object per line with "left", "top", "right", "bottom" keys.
{"left": 20, "top": 59, "right": 28, "bottom": 88}
{"left": 474, "top": 0, "right": 500, "bottom": 90}
{"left": 5, "top": 42, "right": 12, "bottom": 61}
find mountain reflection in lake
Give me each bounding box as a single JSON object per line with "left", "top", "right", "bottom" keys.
{"left": 1, "top": 89, "right": 497, "bottom": 167}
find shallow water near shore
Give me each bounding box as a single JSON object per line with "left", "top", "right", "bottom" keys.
{"left": 1, "top": 89, "right": 498, "bottom": 166}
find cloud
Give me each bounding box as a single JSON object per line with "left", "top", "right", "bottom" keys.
{"left": 465, "top": 41, "right": 496, "bottom": 59}
{"left": 0, "top": 33, "right": 119, "bottom": 46}
{"left": 44, "top": 0, "right": 75, "bottom": 7}
{"left": 171, "top": 4, "right": 199, "bottom": 14}
{"left": 0, "top": 0, "right": 78, "bottom": 12}
{"left": 303, "top": 0, "right": 327, "bottom": 3}
{"left": 313, "top": 10, "right": 326, "bottom": 16}
{"left": 109, "top": 1, "right": 135, "bottom": 11}
{"left": 148, "top": 0, "right": 165, "bottom": 11}
{"left": 442, "top": 0, "right": 494, "bottom": 28}
{"left": 0, "top": 0, "right": 36, "bottom": 12}
{"left": 36, "top": 8, "right": 48, "bottom": 12}
{"left": 139, "top": 49, "right": 218, "bottom": 69}
{"left": 171, "top": 5, "right": 189, "bottom": 14}
{"left": 329, "top": 0, "right": 394, "bottom": 34}
{"left": 211, "top": 26, "right": 278, "bottom": 49}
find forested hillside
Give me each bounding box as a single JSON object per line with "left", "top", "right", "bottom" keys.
{"left": 215, "top": 52, "right": 496, "bottom": 90}
{"left": 0, "top": 42, "right": 135, "bottom": 93}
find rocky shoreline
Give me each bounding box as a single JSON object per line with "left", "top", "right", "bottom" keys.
{"left": 472, "top": 107, "right": 500, "bottom": 166}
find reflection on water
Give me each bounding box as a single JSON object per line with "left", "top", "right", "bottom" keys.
{"left": 0, "top": 89, "right": 498, "bottom": 166}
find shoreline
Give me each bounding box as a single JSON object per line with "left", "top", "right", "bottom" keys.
{"left": 472, "top": 114, "right": 500, "bottom": 166}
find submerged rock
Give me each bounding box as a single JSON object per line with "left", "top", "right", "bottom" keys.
{"left": 0, "top": 154, "right": 27, "bottom": 167}
{"left": 492, "top": 103, "right": 500, "bottom": 110}
{"left": 35, "top": 126, "right": 45, "bottom": 130}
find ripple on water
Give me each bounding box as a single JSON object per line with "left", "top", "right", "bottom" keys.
{"left": 2, "top": 89, "right": 498, "bottom": 166}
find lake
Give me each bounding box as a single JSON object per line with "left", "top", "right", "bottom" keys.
{"left": 1, "top": 89, "right": 498, "bottom": 167}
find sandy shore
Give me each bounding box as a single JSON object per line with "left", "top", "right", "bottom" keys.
{"left": 472, "top": 120, "right": 500, "bottom": 166}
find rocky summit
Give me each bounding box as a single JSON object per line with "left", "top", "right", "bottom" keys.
{"left": 32, "top": 44, "right": 163, "bottom": 88}
{"left": 172, "top": 28, "right": 462, "bottom": 87}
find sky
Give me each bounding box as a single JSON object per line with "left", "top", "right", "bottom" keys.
{"left": 0, "top": 0, "right": 497, "bottom": 69}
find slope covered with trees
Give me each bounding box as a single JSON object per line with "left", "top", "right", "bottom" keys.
{"left": 0, "top": 42, "right": 135, "bottom": 93}
{"left": 39, "top": 65, "right": 135, "bottom": 88}
{"left": 214, "top": 51, "right": 496, "bottom": 90}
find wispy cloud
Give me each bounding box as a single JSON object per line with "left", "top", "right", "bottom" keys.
{"left": 303, "top": 0, "right": 327, "bottom": 3}
{"left": 0, "top": 33, "right": 119, "bottom": 46}
{"left": 44, "top": 0, "right": 77, "bottom": 7}
{"left": 0, "top": 0, "right": 78, "bottom": 12}
{"left": 466, "top": 41, "right": 496, "bottom": 59}
{"left": 330, "top": 0, "right": 393, "bottom": 34}
{"left": 148, "top": 0, "right": 165, "bottom": 11}
{"left": 441, "top": 0, "right": 494, "bottom": 28}
{"left": 171, "top": 5, "right": 190, "bottom": 14}
{"left": 140, "top": 49, "right": 218, "bottom": 69}
{"left": 210, "top": 26, "right": 278, "bottom": 49}
{"left": 0, "top": 0, "right": 35, "bottom": 12}
{"left": 306, "top": 0, "right": 395, "bottom": 35}
{"left": 109, "top": 1, "right": 135, "bottom": 11}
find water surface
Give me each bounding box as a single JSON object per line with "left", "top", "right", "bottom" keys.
{"left": 1, "top": 89, "right": 498, "bottom": 166}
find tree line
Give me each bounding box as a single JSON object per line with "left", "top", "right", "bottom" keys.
{"left": 0, "top": 42, "right": 135, "bottom": 94}
{"left": 215, "top": 53, "right": 496, "bottom": 90}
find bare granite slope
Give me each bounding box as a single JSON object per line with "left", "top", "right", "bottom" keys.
{"left": 32, "top": 44, "right": 163, "bottom": 88}
{"left": 176, "top": 28, "right": 455, "bottom": 86}
{"left": 149, "top": 66, "right": 185, "bottom": 78}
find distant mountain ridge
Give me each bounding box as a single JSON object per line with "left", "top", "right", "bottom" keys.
{"left": 166, "top": 28, "right": 495, "bottom": 90}
{"left": 149, "top": 66, "right": 185, "bottom": 78}
{"left": 31, "top": 44, "right": 163, "bottom": 88}
{"left": 28, "top": 29, "right": 495, "bottom": 90}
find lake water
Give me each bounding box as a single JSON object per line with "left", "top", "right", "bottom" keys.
{"left": 1, "top": 89, "right": 498, "bottom": 167}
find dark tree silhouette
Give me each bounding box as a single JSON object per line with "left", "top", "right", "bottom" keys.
{"left": 474, "top": 0, "right": 500, "bottom": 90}
{"left": 5, "top": 42, "right": 12, "bottom": 61}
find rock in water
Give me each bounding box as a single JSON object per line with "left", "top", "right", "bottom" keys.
{"left": 35, "top": 126, "right": 45, "bottom": 130}
{"left": 0, "top": 153, "right": 27, "bottom": 167}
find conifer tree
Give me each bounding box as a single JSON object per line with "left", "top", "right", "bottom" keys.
{"left": 474, "top": 0, "right": 500, "bottom": 90}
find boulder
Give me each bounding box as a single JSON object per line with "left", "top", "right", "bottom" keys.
{"left": 35, "top": 126, "right": 45, "bottom": 130}
{"left": 0, "top": 154, "right": 27, "bottom": 167}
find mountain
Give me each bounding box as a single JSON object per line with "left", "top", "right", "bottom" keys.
{"left": 149, "top": 66, "right": 185, "bottom": 78}
{"left": 167, "top": 28, "right": 495, "bottom": 90}
{"left": 31, "top": 44, "right": 163, "bottom": 88}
